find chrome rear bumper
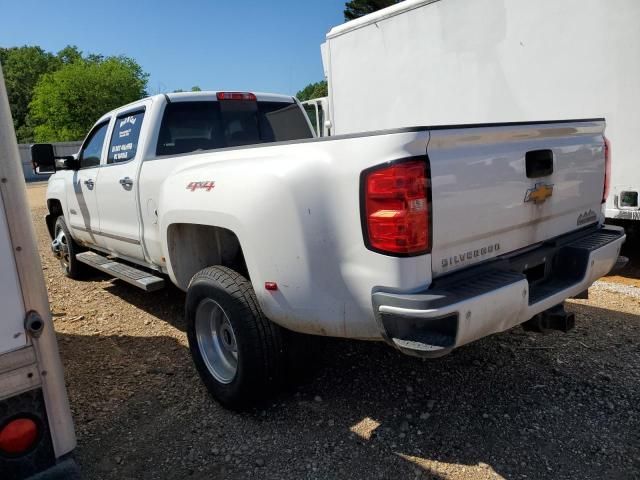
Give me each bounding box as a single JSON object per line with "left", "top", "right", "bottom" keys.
{"left": 373, "top": 226, "right": 625, "bottom": 357}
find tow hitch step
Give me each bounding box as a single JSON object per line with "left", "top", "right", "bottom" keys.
{"left": 76, "top": 251, "right": 164, "bottom": 292}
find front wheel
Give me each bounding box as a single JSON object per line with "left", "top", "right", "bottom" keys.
{"left": 52, "top": 217, "right": 86, "bottom": 279}
{"left": 186, "top": 266, "right": 285, "bottom": 409}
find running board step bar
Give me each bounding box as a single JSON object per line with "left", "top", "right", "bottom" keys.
{"left": 76, "top": 251, "right": 164, "bottom": 292}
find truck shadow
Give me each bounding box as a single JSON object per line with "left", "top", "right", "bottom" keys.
{"left": 308, "top": 301, "right": 639, "bottom": 479}
{"left": 55, "top": 300, "right": 639, "bottom": 480}
{"left": 103, "top": 279, "right": 187, "bottom": 331}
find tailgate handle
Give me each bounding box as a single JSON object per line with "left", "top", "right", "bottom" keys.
{"left": 526, "top": 149, "right": 554, "bottom": 178}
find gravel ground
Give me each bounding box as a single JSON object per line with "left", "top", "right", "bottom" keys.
{"left": 28, "top": 185, "right": 640, "bottom": 480}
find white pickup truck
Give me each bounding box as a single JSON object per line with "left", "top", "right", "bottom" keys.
{"left": 31, "top": 91, "right": 624, "bottom": 408}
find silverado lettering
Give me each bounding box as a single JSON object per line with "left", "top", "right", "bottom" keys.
{"left": 441, "top": 243, "right": 501, "bottom": 269}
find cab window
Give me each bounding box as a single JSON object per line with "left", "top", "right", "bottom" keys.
{"left": 156, "top": 100, "right": 313, "bottom": 156}
{"left": 108, "top": 110, "right": 145, "bottom": 164}
{"left": 80, "top": 122, "right": 109, "bottom": 168}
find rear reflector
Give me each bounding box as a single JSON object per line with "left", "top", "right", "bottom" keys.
{"left": 0, "top": 417, "right": 39, "bottom": 455}
{"left": 362, "top": 158, "right": 430, "bottom": 256}
{"left": 216, "top": 92, "right": 257, "bottom": 101}
{"left": 603, "top": 136, "right": 611, "bottom": 203}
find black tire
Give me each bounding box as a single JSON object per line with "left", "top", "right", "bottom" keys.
{"left": 186, "top": 266, "right": 285, "bottom": 409}
{"left": 53, "top": 216, "right": 86, "bottom": 279}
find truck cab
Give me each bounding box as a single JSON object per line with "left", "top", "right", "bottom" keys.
{"left": 42, "top": 91, "right": 314, "bottom": 274}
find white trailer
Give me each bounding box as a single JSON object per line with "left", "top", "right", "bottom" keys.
{"left": 0, "top": 64, "right": 78, "bottom": 477}
{"left": 320, "top": 0, "right": 640, "bottom": 224}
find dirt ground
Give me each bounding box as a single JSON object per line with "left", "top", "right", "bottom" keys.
{"left": 27, "top": 183, "right": 639, "bottom": 480}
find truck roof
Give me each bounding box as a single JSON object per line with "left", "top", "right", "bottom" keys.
{"left": 162, "top": 91, "right": 296, "bottom": 103}
{"left": 95, "top": 90, "right": 298, "bottom": 125}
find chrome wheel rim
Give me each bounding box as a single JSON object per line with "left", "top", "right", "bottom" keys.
{"left": 52, "top": 227, "right": 70, "bottom": 270}
{"left": 195, "top": 298, "right": 238, "bottom": 384}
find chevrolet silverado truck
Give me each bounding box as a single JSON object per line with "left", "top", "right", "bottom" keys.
{"left": 31, "top": 91, "right": 625, "bottom": 408}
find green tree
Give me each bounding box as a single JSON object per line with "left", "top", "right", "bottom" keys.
{"left": 56, "top": 45, "right": 83, "bottom": 65}
{"left": 0, "top": 46, "right": 60, "bottom": 141}
{"left": 344, "top": 0, "right": 401, "bottom": 20}
{"left": 296, "top": 80, "right": 328, "bottom": 102}
{"left": 30, "top": 56, "right": 148, "bottom": 142}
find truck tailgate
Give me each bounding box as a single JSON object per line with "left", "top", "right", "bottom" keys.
{"left": 428, "top": 120, "right": 606, "bottom": 277}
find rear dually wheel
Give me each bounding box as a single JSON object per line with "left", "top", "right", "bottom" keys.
{"left": 186, "top": 266, "right": 286, "bottom": 409}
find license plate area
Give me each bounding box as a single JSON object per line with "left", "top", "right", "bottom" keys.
{"left": 506, "top": 245, "right": 556, "bottom": 288}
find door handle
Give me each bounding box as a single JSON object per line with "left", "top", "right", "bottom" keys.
{"left": 119, "top": 177, "right": 134, "bottom": 188}
{"left": 83, "top": 179, "right": 94, "bottom": 189}
{"left": 525, "top": 149, "right": 554, "bottom": 178}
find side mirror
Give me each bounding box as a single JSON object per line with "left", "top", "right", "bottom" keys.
{"left": 56, "top": 156, "right": 79, "bottom": 170}
{"left": 31, "top": 144, "right": 56, "bottom": 174}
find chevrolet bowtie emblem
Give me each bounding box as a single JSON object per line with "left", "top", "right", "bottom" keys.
{"left": 525, "top": 183, "right": 554, "bottom": 204}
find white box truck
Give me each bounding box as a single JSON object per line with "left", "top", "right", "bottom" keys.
{"left": 317, "top": 0, "right": 640, "bottom": 225}
{"left": 0, "top": 64, "right": 79, "bottom": 478}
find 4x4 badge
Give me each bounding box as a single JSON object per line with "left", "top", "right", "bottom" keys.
{"left": 525, "top": 183, "right": 554, "bottom": 204}
{"left": 187, "top": 181, "right": 216, "bottom": 192}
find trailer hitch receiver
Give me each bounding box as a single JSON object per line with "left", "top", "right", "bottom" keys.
{"left": 523, "top": 304, "right": 575, "bottom": 334}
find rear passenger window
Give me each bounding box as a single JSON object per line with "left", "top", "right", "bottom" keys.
{"left": 156, "top": 102, "right": 224, "bottom": 156}
{"left": 108, "top": 110, "right": 145, "bottom": 164}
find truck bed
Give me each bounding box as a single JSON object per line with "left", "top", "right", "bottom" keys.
{"left": 137, "top": 118, "right": 609, "bottom": 341}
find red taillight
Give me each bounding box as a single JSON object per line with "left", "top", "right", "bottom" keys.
{"left": 362, "top": 159, "right": 430, "bottom": 255}
{"left": 0, "top": 417, "right": 39, "bottom": 455}
{"left": 603, "top": 136, "right": 611, "bottom": 203}
{"left": 216, "top": 92, "right": 257, "bottom": 101}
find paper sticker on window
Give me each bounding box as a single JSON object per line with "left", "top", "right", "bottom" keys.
{"left": 108, "top": 110, "right": 144, "bottom": 164}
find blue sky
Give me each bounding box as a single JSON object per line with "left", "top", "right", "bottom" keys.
{"left": 0, "top": 0, "right": 345, "bottom": 95}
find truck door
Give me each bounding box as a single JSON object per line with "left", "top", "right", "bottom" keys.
{"left": 93, "top": 107, "right": 146, "bottom": 260}
{"left": 66, "top": 120, "right": 109, "bottom": 246}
